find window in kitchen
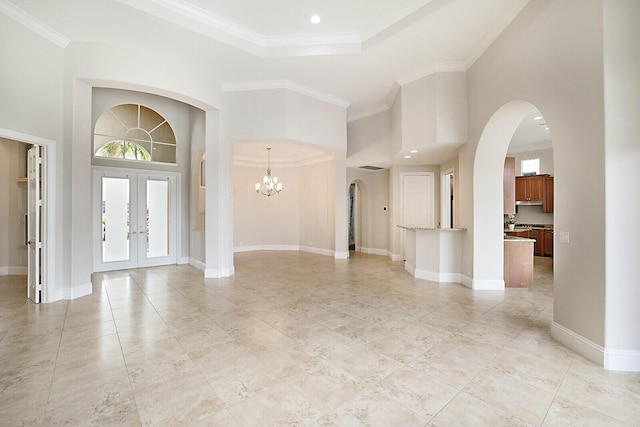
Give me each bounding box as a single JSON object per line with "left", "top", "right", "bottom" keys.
{"left": 94, "top": 104, "right": 176, "bottom": 164}
{"left": 521, "top": 158, "right": 540, "bottom": 176}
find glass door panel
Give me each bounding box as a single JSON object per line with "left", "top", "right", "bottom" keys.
{"left": 102, "top": 177, "right": 131, "bottom": 262}
{"left": 146, "top": 179, "right": 169, "bottom": 258}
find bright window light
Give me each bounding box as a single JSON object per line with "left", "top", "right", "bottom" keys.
{"left": 522, "top": 158, "right": 540, "bottom": 176}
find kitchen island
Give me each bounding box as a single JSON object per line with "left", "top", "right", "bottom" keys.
{"left": 504, "top": 235, "right": 535, "bottom": 287}
{"left": 399, "top": 226, "right": 466, "bottom": 283}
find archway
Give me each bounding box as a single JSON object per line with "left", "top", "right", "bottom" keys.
{"left": 471, "top": 100, "right": 548, "bottom": 289}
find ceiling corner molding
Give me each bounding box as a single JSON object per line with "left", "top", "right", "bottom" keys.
{"left": 118, "top": 0, "right": 363, "bottom": 57}
{"left": 0, "top": 0, "right": 70, "bottom": 48}
{"left": 221, "top": 80, "right": 351, "bottom": 109}
{"left": 396, "top": 62, "right": 467, "bottom": 87}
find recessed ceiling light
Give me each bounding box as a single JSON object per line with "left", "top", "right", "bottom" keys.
{"left": 410, "top": 150, "right": 418, "bottom": 153}
{"left": 533, "top": 116, "right": 543, "bottom": 121}
{"left": 404, "top": 155, "right": 411, "bottom": 159}
{"left": 310, "top": 15, "right": 321, "bottom": 24}
{"left": 537, "top": 123, "right": 548, "bottom": 128}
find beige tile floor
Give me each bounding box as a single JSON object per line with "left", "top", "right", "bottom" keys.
{"left": 1, "top": 251, "right": 639, "bottom": 426}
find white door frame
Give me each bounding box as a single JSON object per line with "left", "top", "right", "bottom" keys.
{"left": 92, "top": 166, "right": 180, "bottom": 273}
{"left": 441, "top": 167, "right": 455, "bottom": 228}
{"left": 0, "top": 128, "right": 55, "bottom": 304}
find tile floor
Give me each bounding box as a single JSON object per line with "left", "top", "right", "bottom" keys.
{"left": 1, "top": 252, "right": 639, "bottom": 426}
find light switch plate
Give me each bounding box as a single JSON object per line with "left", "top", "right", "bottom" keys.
{"left": 557, "top": 231, "right": 570, "bottom": 244}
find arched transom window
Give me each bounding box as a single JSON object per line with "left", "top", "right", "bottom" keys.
{"left": 94, "top": 104, "right": 176, "bottom": 163}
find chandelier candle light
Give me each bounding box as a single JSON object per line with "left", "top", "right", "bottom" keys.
{"left": 255, "top": 147, "right": 283, "bottom": 196}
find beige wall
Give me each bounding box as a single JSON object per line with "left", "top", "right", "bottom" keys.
{"left": 463, "top": 0, "right": 607, "bottom": 351}
{"left": 234, "top": 159, "right": 336, "bottom": 254}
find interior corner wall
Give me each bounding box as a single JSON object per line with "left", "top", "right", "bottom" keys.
{"left": 464, "top": 0, "right": 606, "bottom": 349}
{"left": 603, "top": 0, "right": 640, "bottom": 367}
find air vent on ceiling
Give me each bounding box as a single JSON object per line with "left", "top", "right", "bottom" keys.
{"left": 359, "top": 165, "right": 384, "bottom": 171}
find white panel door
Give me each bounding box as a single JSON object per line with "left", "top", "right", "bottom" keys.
{"left": 27, "top": 147, "right": 42, "bottom": 303}
{"left": 94, "top": 171, "right": 176, "bottom": 272}
{"left": 402, "top": 174, "right": 433, "bottom": 227}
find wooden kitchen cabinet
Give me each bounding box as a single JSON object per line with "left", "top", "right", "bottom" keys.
{"left": 515, "top": 175, "right": 546, "bottom": 202}
{"left": 504, "top": 157, "right": 515, "bottom": 214}
{"left": 544, "top": 229, "right": 553, "bottom": 256}
{"left": 505, "top": 230, "right": 529, "bottom": 238}
{"left": 528, "top": 229, "right": 543, "bottom": 256}
{"left": 543, "top": 176, "right": 554, "bottom": 213}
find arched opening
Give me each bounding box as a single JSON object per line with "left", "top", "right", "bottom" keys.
{"left": 472, "top": 100, "right": 554, "bottom": 289}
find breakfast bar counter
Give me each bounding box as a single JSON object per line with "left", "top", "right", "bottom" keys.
{"left": 398, "top": 226, "right": 466, "bottom": 283}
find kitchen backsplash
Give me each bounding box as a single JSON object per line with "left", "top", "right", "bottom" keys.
{"left": 513, "top": 205, "right": 554, "bottom": 225}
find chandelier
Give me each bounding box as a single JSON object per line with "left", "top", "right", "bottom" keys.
{"left": 255, "top": 147, "right": 283, "bottom": 196}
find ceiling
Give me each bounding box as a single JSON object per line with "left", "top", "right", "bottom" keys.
{"left": 3, "top": 0, "right": 549, "bottom": 165}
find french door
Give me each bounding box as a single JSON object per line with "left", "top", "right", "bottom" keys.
{"left": 93, "top": 169, "right": 177, "bottom": 272}
{"left": 27, "top": 146, "right": 43, "bottom": 303}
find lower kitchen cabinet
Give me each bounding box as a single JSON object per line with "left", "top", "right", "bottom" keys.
{"left": 544, "top": 229, "right": 553, "bottom": 257}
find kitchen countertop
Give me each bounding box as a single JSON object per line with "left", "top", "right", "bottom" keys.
{"left": 504, "top": 235, "right": 535, "bottom": 242}
{"left": 397, "top": 225, "right": 467, "bottom": 231}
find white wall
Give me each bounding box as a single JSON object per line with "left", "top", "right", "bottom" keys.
{"left": 603, "top": 0, "right": 640, "bottom": 367}
{"left": 401, "top": 72, "right": 467, "bottom": 149}
{"left": 0, "top": 139, "right": 28, "bottom": 274}
{"left": 346, "top": 110, "right": 391, "bottom": 168}
{"left": 0, "top": 14, "right": 65, "bottom": 298}
{"left": 234, "top": 159, "right": 336, "bottom": 255}
{"left": 462, "top": 0, "right": 613, "bottom": 363}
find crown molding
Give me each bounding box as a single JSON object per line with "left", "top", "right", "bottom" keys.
{"left": 221, "top": 80, "right": 350, "bottom": 109}
{"left": 0, "top": 0, "right": 70, "bottom": 48}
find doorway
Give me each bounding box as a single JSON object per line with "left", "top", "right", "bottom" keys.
{"left": 348, "top": 182, "right": 361, "bottom": 251}
{"left": 441, "top": 169, "right": 454, "bottom": 228}
{"left": 93, "top": 169, "right": 177, "bottom": 272}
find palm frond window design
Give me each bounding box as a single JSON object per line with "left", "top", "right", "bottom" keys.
{"left": 94, "top": 104, "right": 176, "bottom": 163}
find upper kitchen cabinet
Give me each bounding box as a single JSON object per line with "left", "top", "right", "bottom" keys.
{"left": 543, "top": 176, "right": 554, "bottom": 213}
{"left": 515, "top": 175, "right": 547, "bottom": 203}
{"left": 504, "top": 157, "right": 515, "bottom": 214}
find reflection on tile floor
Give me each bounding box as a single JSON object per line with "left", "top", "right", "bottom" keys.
{"left": 1, "top": 252, "right": 639, "bottom": 426}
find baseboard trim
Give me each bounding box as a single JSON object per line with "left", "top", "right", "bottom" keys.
{"left": 234, "top": 245, "right": 299, "bottom": 253}
{"left": 604, "top": 348, "right": 640, "bottom": 372}
{"left": 204, "top": 267, "right": 235, "bottom": 278}
{"left": 414, "top": 269, "right": 462, "bottom": 284}
{"left": 551, "top": 321, "right": 604, "bottom": 367}
{"left": 359, "top": 247, "right": 389, "bottom": 257}
{"left": 189, "top": 258, "right": 205, "bottom": 271}
{"left": 50, "top": 282, "right": 93, "bottom": 302}
{"left": 551, "top": 322, "right": 640, "bottom": 372}
{"left": 0, "top": 266, "right": 28, "bottom": 276}
{"left": 461, "top": 275, "right": 473, "bottom": 288}
{"left": 471, "top": 278, "right": 504, "bottom": 290}
{"left": 334, "top": 251, "right": 349, "bottom": 260}
{"left": 390, "top": 253, "right": 403, "bottom": 262}
{"left": 177, "top": 256, "right": 189, "bottom": 265}
{"left": 300, "top": 246, "right": 335, "bottom": 257}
